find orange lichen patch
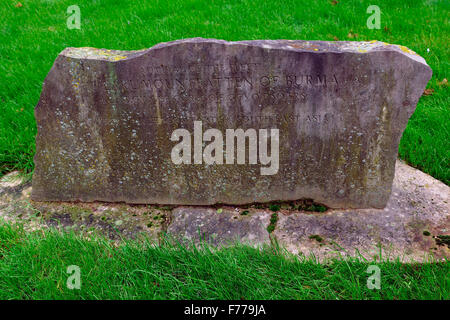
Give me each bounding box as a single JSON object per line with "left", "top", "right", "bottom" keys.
{"left": 289, "top": 43, "right": 304, "bottom": 49}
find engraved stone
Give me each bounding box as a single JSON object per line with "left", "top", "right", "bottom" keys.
{"left": 32, "top": 38, "right": 432, "bottom": 208}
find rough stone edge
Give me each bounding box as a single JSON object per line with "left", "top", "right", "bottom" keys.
{"left": 60, "top": 38, "right": 430, "bottom": 67}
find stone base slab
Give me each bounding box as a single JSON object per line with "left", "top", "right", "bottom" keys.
{"left": 274, "top": 160, "right": 449, "bottom": 261}
{"left": 1, "top": 160, "right": 448, "bottom": 261}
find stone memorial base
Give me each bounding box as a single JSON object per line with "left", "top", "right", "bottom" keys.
{"left": 1, "top": 160, "right": 448, "bottom": 262}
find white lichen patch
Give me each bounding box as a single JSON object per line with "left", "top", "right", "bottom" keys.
{"left": 334, "top": 41, "right": 428, "bottom": 65}
{"left": 338, "top": 40, "right": 425, "bottom": 59}
{"left": 63, "top": 47, "right": 130, "bottom": 61}
{"left": 339, "top": 40, "right": 388, "bottom": 53}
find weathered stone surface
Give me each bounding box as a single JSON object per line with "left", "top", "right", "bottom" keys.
{"left": 273, "top": 160, "right": 450, "bottom": 261}
{"left": 32, "top": 38, "right": 432, "bottom": 208}
{"left": 166, "top": 207, "right": 271, "bottom": 246}
{"left": 0, "top": 172, "right": 167, "bottom": 240}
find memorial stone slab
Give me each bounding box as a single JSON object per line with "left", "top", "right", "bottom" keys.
{"left": 32, "top": 38, "right": 432, "bottom": 208}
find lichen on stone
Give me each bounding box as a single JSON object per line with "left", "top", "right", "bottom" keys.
{"left": 63, "top": 47, "right": 129, "bottom": 61}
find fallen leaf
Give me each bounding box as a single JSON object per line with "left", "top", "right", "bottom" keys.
{"left": 15, "top": 2, "right": 22, "bottom": 7}
{"left": 330, "top": 0, "right": 339, "bottom": 5}
{"left": 347, "top": 31, "right": 358, "bottom": 39}
{"left": 423, "top": 88, "right": 434, "bottom": 96}
{"left": 333, "top": 36, "right": 339, "bottom": 41}
{"left": 437, "top": 78, "right": 448, "bottom": 86}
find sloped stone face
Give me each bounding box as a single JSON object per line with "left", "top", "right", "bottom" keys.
{"left": 32, "top": 38, "right": 432, "bottom": 208}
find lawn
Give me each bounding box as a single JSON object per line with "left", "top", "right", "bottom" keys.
{"left": 0, "top": 222, "right": 448, "bottom": 299}
{"left": 0, "top": 0, "right": 448, "bottom": 301}
{"left": 0, "top": 0, "right": 449, "bottom": 183}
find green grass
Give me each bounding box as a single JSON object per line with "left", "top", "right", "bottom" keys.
{"left": 0, "top": 1, "right": 448, "bottom": 301}
{"left": 0, "top": 0, "right": 449, "bottom": 183}
{"left": 0, "top": 221, "right": 448, "bottom": 299}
